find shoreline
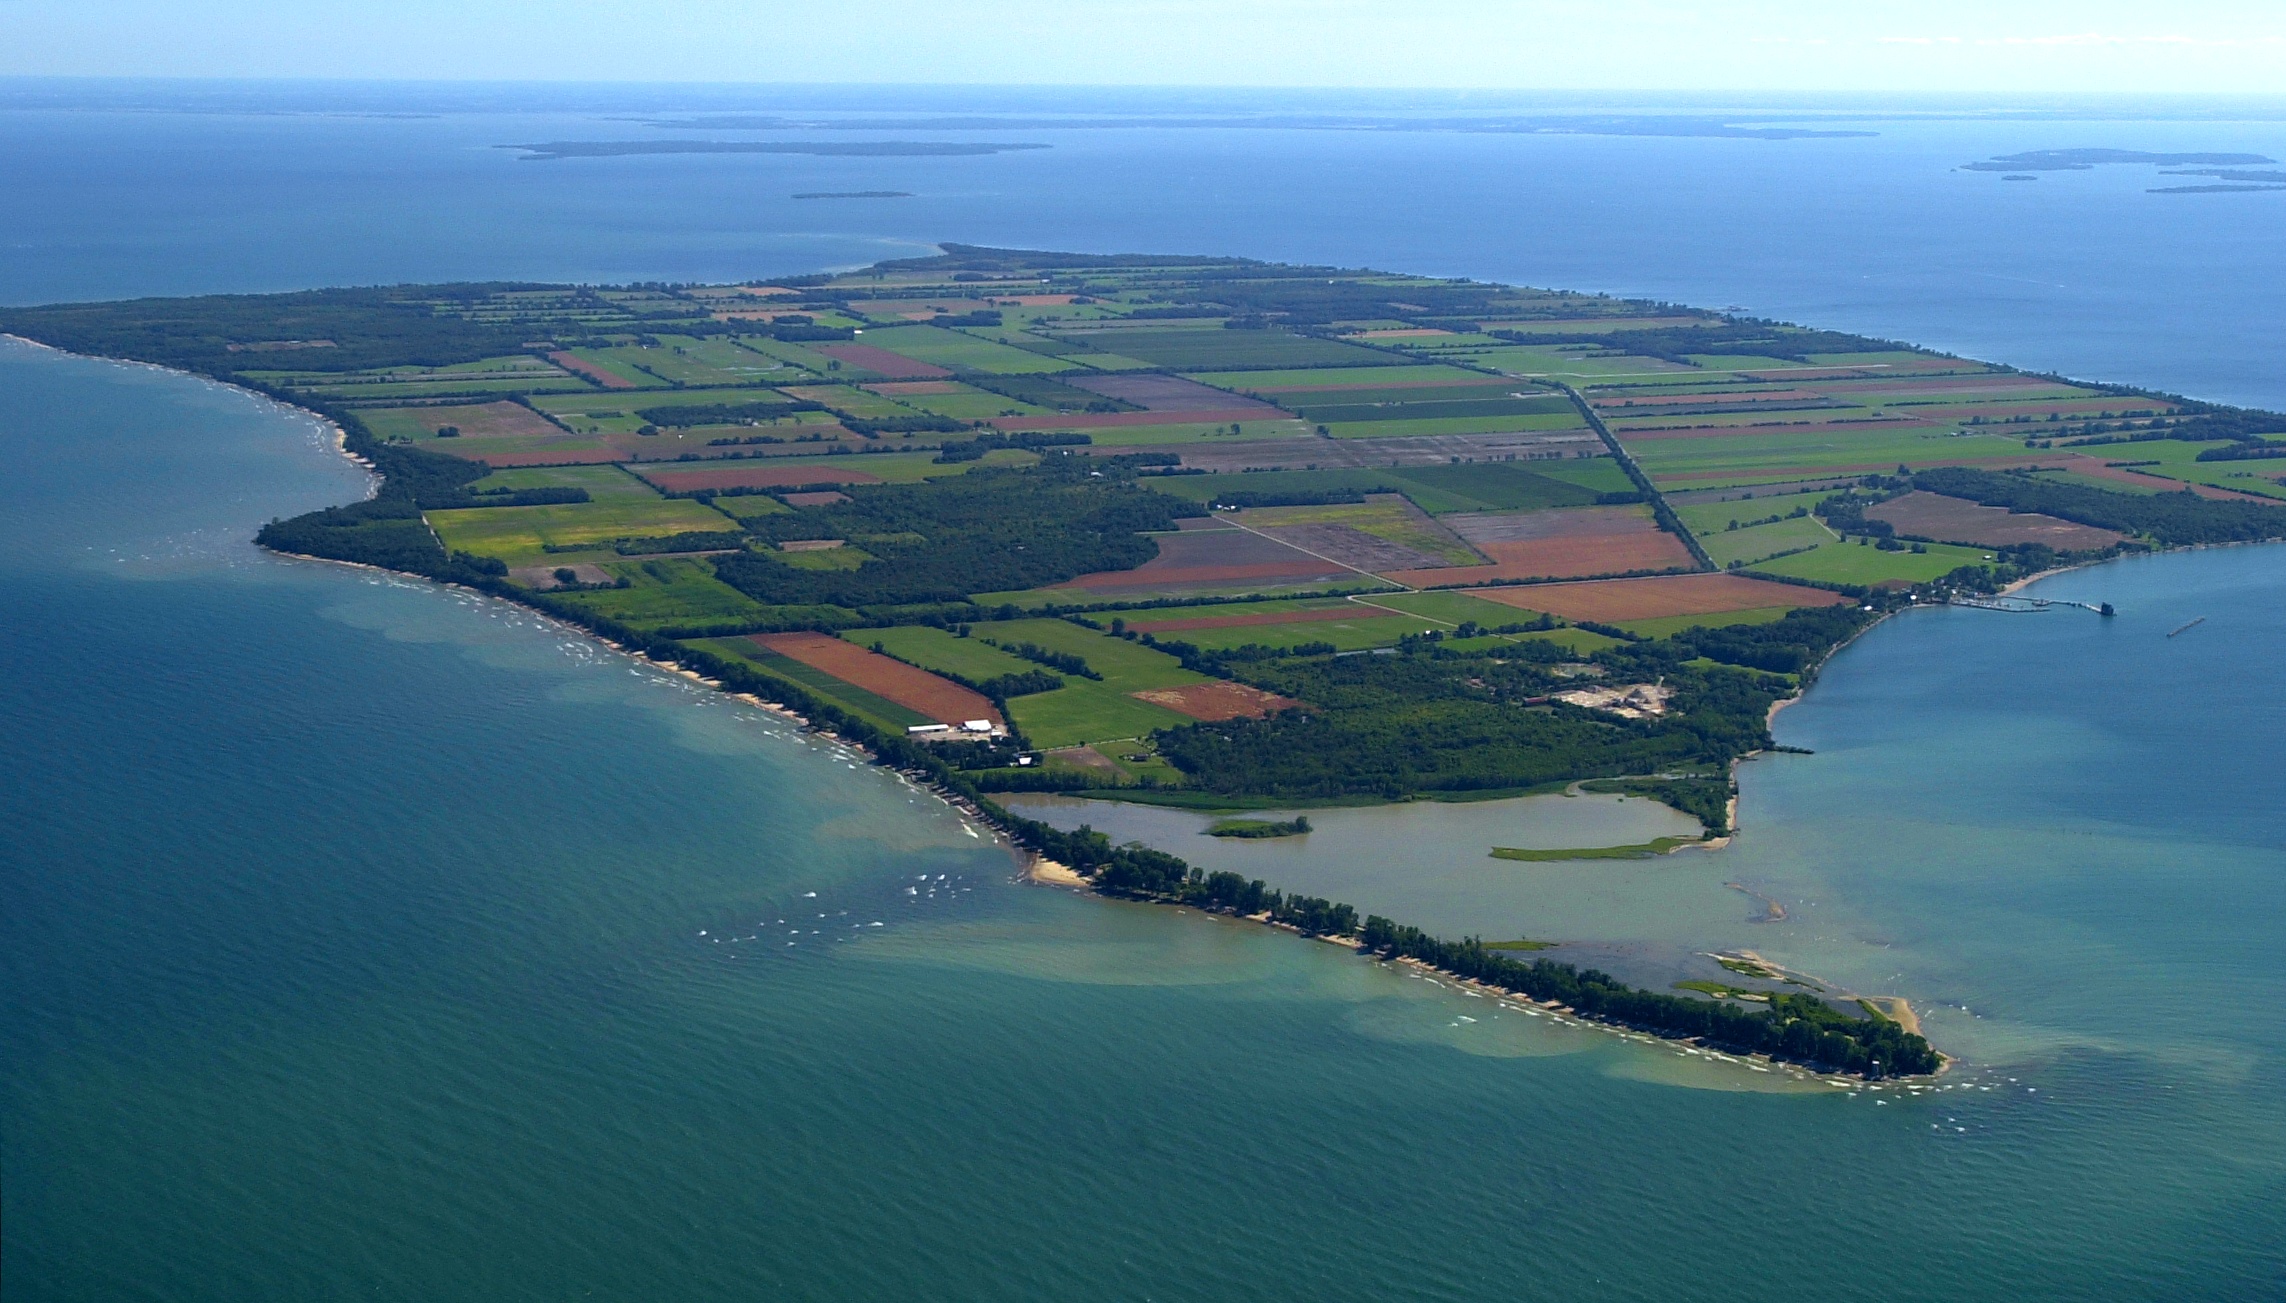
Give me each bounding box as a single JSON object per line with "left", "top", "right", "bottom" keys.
{"left": 60, "top": 341, "right": 1990, "bottom": 1082}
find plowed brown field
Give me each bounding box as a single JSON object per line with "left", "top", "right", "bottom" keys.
{"left": 1383, "top": 531, "right": 1697, "bottom": 587}
{"left": 811, "top": 345, "right": 952, "bottom": 379}
{"left": 1129, "top": 681, "right": 1299, "bottom": 721}
{"left": 547, "top": 352, "right": 636, "bottom": 389}
{"left": 1465, "top": 573, "right": 1850, "bottom": 622}
{"left": 1865, "top": 491, "right": 2126, "bottom": 548}
{"left": 751, "top": 632, "right": 1002, "bottom": 728}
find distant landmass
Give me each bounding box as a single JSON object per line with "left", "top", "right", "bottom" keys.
{"left": 1963, "top": 148, "right": 2276, "bottom": 173}
{"left": 505, "top": 141, "right": 1049, "bottom": 161}
{"left": 641, "top": 114, "right": 1875, "bottom": 141}
{"left": 2150, "top": 184, "right": 2286, "bottom": 195}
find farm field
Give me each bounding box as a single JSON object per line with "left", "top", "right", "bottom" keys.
{"left": 755, "top": 632, "right": 1003, "bottom": 729}
{"left": 1236, "top": 498, "right": 1485, "bottom": 570}
{"left": 1463, "top": 573, "right": 1853, "bottom": 623}
{"left": 1052, "top": 524, "right": 1358, "bottom": 597}
{"left": 1864, "top": 491, "right": 2127, "bottom": 549}
{"left": 851, "top": 324, "right": 1080, "bottom": 375}
{"left": 548, "top": 558, "right": 770, "bottom": 626}
{"left": 1697, "top": 514, "right": 1837, "bottom": 568}
{"left": 22, "top": 243, "right": 2283, "bottom": 863}
{"left": 426, "top": 497, "right": 736, "bottom": 566}
{"left": 694, "top": 638, "right": 933, "bottom": 733}
{"left": 2070, "top": 440, "right": 2286, "bottom": 501}
{"left": 1748, "top": 539, "right": 1995, "bottom": 587}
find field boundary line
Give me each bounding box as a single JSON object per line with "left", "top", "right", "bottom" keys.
{"left": 1550, "top": 381, "right": 1714, "bottom": 572}
{"left": 1218, "top": 517, "right": 1408, "bottom": 589}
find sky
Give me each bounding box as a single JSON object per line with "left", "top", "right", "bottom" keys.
{"left": 3, "top": 0, "right": 2284, "bottom": 93}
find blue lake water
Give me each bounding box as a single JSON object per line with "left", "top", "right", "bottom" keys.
{"left": 3, "top": 86, "right": 2282, "bottom": 1299}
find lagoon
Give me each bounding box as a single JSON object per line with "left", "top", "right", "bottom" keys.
{"left": 5, "top": 88, "right": 2285, "bottom": 1300}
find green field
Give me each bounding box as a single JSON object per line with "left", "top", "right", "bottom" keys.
{"left": 861, "top": 621, "right": 1203, "bottom": 749}
{"left": 427, "top": 498, "right": 736, "bottom": 565}
{"left": 1183, "top": 364, "right": 1491, "bottom": 390}
{"left": 889, "top": 385, "right": 1051, "bottom": 421}
{"left": 1625, "top": 428, "right": 2036, "bottom": 484}
{"left": 857, "top": 325, "right": 1079, "bottom": 375}
{"left": 2089, "top": 440, "right": 2286, "bottom": 501}
{"left": 469, "top": 465, "right": 656, "bottom": 500}
{"left": 976, "top": 619, "right": 1208, "bottom": 748}
{"left": 1696, "top": 514, "right": 1836, "bottom": 568}
{"left": 548, "top": 558, "right": 768, "bottom": 627}
{"left": 1058, "top": 328, "right": 1406, "bottom": 372}
{"left": 1143, "top": 614, "right": 1427, "bottom": 653}
{"left": 854, "top": 625, "right": 1040, "bottom": 682}
{"left": 1613, "top": 607, "right": 1795, "bottom": 639}
{"left": 1749, "top": 539, "right": 1993, "bottom": 586}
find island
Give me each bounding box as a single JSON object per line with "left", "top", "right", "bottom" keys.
{"left": 12, "top": 244, "right": 2285, "bottom": 1079}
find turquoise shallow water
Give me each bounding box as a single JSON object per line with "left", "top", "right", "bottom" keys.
{"left": 5, "top": 89, "right": 2286, "bottom": 1300}
{"left": 5, "top": 336, "right": 2283, "bottom": 1301}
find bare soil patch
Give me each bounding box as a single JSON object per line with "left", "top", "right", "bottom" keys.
{"left": 778, "top": 490, "right": 851, "bottom": 507}
{"left": 811, "top": 344, "right": 952, "bottom": 379}
{"left": 1254, "top": 522, "right": 1446, "bottom": 572}
{"left": 1386, "top": 532, "right": 1697, "bottom": 586}
{"left": 510, "top": 563, "right": 612, "bottom": 588}
{"left": 1866, "top": 491, "right": 2127, "bottom": 548}
{"left": 1064, "top": 373, "right": 1283, "bottom": 413}
{"left": 751, "top": 632, "right": 1002, "bottom": 727}
{"left": 547, "top": 352, "right": 636, "bottom": 389}
{"left": 1443, "top": 505, "right": 1656, "bottom": 545}
{"left": 1466, "top": 573, "right": 1850, "bottom": 622}
{"left": 1131, "top": 681, "right": 1300, "bottom": 721}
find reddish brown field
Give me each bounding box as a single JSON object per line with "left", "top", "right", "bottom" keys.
{"left": 751, "top": 633, "right": 1002, "bottom": 728}
{"left": 547, "top": 352, "right": 636, "bottom": 390}
{"left": 1866, "top": 491, "right": 2128, "bottom": 548}
{"left": 810, "top": 345, "right": 952, "bottom": 379}
{"left": 1383, "top": 532, "right": 1696, "bottom": 587}
{"left": 1465, "top": 573, "right": 1850, "bottom": 622}
{"left": 778, "top": 490, "right": 851, "bottom": 507}
{"left": 1130, "top": 681, "right": 1299, "bottom": 721}
{"left": 1128, "top": 606, "right": 1366, "bottom": 633}
{"left": 635, "top": 465, "right": 883, "bottom": 492}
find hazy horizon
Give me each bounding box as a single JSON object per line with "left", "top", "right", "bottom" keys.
{"left": 5, "top": 1, "right": 2284, "bottom": 94}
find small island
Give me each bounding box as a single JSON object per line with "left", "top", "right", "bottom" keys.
{"left": 10, "top": 244, "right": 2284, "bottom": 1080}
